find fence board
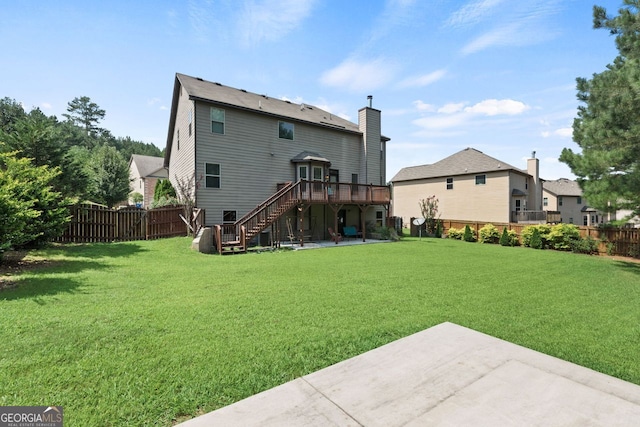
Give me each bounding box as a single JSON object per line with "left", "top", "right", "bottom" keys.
{"left": 56, "top": 204, "right": 188, "bottom": 243}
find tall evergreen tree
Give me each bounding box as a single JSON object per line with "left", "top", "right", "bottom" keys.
{"left": 560, "top": 0, "right": 640, "bottom": 217}
{"left": 63, "top": 96, "right": 106, "bottom": 136}
{"left": 87, "top": 145, "right": 130, "bottom": 207}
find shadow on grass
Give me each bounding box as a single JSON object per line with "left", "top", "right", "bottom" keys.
{"left": 614, "top": 260, "right": 640, "bottom": 276}
{"left": 49, "top": 242, "right": 149, "bottom": 259}
{"left": 0, "top": 259, "right": 107, "bottom": 302}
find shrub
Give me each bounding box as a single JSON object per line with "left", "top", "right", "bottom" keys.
{"left": 570, "top": 236, "right": 599, "bottom": 255}
{"left": 150, "top": 196, "right": 180, "bottom": 209}
{"left": 154, "top": 179, "right": 176, "bottom": 202}
{"left": 548, "top": 223, "right": 581, "bottom": 251}
{"left": 435, "top": 220, "right": 443, "bottom": 238}
{"left": 499, "top": 227, "right": 519, "bottom": 246}
{"left": 530, "top": 228, "right": 543, "bottom": 249}
{"left": 478, "top": 223, "right": 500, "bottom": 244}
{"left": 522, "top": 224, "right": 551, "bottom": 248}
{"left": 447, "top": 227, "right": 463, "bottom": 240}
{"left": 463, "top": 224, "right": 476, "bottom": 242}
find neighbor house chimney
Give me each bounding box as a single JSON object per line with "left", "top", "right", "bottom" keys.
{"left": 527, "top": 154, "right": 541, "bottom": 211}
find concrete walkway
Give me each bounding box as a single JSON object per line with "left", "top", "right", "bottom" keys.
{"left": 177, "top": 322, "right": 640, "bottom": 426}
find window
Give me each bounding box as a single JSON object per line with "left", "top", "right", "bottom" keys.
{"left": 351, "top": 174, "right": 358, "bottom": 184}
{"left": 222, "top": 210, "right": 236, "bottom": 224}
{"left": 558, "top": 196, "right": 563, "bottom": 206}
{"left": 583, "top": 215, "right": 588, "bottom": 226}
{"left": 569, "top": 217, "right": 573, "bottom": 224}
{"left": 376, "top": 211, "right": 383, "bottom": 227}
{"left": 298, "top": 165, "right": 307, "bottom": 180}
{"left": 475, "top": 174, "right": 486, "bottom": 185}
{"left": 543, "top": 197, "right": 548, "bottom": 207}
{"left": 278, "top": 121, "right": 294, "bottom": 140}
{"left": 312, "top": 166, "right": 323, "bottom": 181}
{"left": 515, "top": 200, "right": 521, "bottom": 212}
{"left": 446, "top": 177, "right": 453, "bottom": 190}
{"left": 205, "top": 163, "right": 221, "bottom": 188}
{"left": 211, "top": 107, "right": 225, "bottom": 134}
{"left": 577, "top": 196, "right": 582, "bottom": 204}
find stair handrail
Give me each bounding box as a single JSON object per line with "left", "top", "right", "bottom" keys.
{"left": 234, "top": 181, "right": 295, "bottom": 226}
{"left": 236, "top": 180, "right": 302, "bottom": 243}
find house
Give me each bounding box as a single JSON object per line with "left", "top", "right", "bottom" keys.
{"left": 164, "top": 73, "right": 390, "bottom": 250}
{"left": 391, "top": 148, "right": 543, "bottom": 224}
{"left": 128, "top": 154, "right": 168, "bottom": 208}
{"left": 543, "top": 178, "right": 612, "bottom": 226}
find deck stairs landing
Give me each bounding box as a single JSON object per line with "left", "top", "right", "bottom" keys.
{"left": 215, "top": 182, "right": 300, "bottom": 254}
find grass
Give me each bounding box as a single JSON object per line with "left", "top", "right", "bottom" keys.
{"left": 1, "top": 237, "right": 639, "bottom": 426}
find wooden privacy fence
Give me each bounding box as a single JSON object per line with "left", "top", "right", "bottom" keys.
{"left": 413, "top": 219, "right": 640, "bottom": 257}
{"left": 56, "top": 204, "right": 189, "bottom": 243}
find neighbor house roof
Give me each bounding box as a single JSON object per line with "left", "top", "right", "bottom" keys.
{"left": 130, "top": 155, "right": 167, "bottom": 178}
{"left": 391, "top": 148, "right": 525, "bottom": 183}
{"left": 543, "top": 178, "right": 583, "bottom": 197}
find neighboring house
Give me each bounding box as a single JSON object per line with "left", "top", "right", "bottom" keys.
{"left": 164, "top": 73, "right": 390, "bottom": 248}
{"left": 543, "top": 178, "right": 612, "bottom": 226}
{"left": 391, "top": 148, "right": 543, "bottom": 224}
{"left": 129, "top": 154, "right": 168, "bottom": 208}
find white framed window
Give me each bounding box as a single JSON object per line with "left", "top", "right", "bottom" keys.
{"left": 211, "top": 107, "right": 225, "bottom": 134}
{"left": 559, "top": 196, "right": 563, "bottom": 206}
{"left": 279, "top": 121, "right": 294, "bottom": 140}
{"left": 543, "top": 197, "right": 548, "bottom": 207}
{"left": 298, "top": 165, "right": 308, "bottom": 180}
{"left": 205, "top": 163, "right": 221, "bottom": 188}
{"left": 376, "top": 211, "right": 383, "bottom": 227}
{"left": 577, "top": 196, "right": 582, "bottom": 204}
{"left": 312, "top": 166, "right": 323, "bottom": 181}
{"left": 446, "top": 177, "right": 453, "bottom": 190}
{"left": 475, "top": 174, "right": 486, "bottom": 185}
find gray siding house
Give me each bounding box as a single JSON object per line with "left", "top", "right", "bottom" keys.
{"left": 164, "top": 73, "right": 390, "bottom": 249}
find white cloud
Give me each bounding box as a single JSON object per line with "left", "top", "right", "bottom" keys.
{"left": 413, "top": 100, "right": 436, "bottom": 112}
{"left": 41, "top": 102, "right": 52, "bottom": 110}
{"left": 320, "top": 58, "right": 398, "bottom": 93}
{"left": 237, "top": 0, "right": 317, "bottom": 47}
{"left": 464, "top": 99, "right": 529, "bottom": 116}
{"left": 438, "top": 102, "right": 466, "bottom": 114}
{"left": 398, "top": 69, "right": 447, "bottom": 88}
{"left": 446, "top": 0, "right": 505, "bottom": 28}
{"left": 541, "top": 127, "right": 572, "bottom": 138}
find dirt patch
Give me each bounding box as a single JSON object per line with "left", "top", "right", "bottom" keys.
{"left": 0, "top": 251, "right": 55, "bottom": 291}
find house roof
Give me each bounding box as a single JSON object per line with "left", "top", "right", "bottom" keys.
{"left": 543, "top": 178, "right": 583, "bottom": 197}
{"left": 177, "top": 73, "right": 362, "bottom": 133}
{"left": 390, "top": 148, "right": 525, "bottom": 182}
{"left": 291, "top": 151, "right": 331, "bottom": 165}
{"left": 130, "top": 154, "right": 167, "bottom": 178}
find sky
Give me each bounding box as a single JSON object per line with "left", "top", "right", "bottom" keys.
{"left": 0, "top": 0, "right": 627, "bottom": 181}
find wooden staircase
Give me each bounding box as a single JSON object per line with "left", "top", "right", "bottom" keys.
{"left": 214, "top": 182, "right": 301, "bottom": 254}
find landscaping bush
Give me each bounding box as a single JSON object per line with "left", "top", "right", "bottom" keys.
{"left": 570, "top": 236, "right": 600, "bottom": 255}
{"left": 435, "top": 220, "right": 443, "bottom": 238}
{"left": 154, "top": 179, "right": 176, "bottom": 202}
{"left": 522, "top": 224, "right": 551, "bottom": 248}
{"left": 463, "top": 224, "right": 476, "bottom": 242}
{"left": 446, "top": 227, "right": 463, "bottom": 240}
{"left": 548, "top": 223, "right": 581, "bottom": 251}
{"left": 499, "top": 227, "right": 519, "bottom": 247}
{"left": 478, "top": 223, "right": 500, "bottom": 244}
{"left": 530, "top": 228, "right": 543, "bottom": 249}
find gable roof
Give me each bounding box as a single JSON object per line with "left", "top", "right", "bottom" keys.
{"left": 130, "top": 154, "right": 167, "bottom": 178}
{"left": 543, "top": 178, "right": 583, "bottom": 197}
{"left": 391, "top": 148, "right": 525, "bottom": 182}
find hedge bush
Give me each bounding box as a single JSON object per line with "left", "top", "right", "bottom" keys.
{"left": 548, "top": 223, "right": 581, "bottom": 251}
{"left": 499, "top": 227, "right": 519, "bottom": 247}
{"left": 522, "top": 224, "right": 551, "bottom": 248}
{"left": 463, "top": 225, "right": 476, "bottom": 242}
{"left": 478, "top": 223, "right": 500, "bottom": 244}
{"left": 570, "top": 236, "right": 599, "bottom": 255}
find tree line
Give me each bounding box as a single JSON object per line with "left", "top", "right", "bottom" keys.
{"left": 1, "top": 95, "right": 163, "bottom": 256}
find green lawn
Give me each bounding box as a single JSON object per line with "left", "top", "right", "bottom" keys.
{"left": 1, "top": 237, "right": 639, "bottom": 426}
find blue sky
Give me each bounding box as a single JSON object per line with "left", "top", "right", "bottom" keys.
{"left": 0, "top": 0, "right": 624, "bottom": 181}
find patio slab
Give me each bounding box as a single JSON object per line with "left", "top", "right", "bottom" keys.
{"left": 177, "top": 322, "right": 640, "bottom": 426}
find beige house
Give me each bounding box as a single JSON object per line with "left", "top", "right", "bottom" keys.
{"left": 391, "top": 148, "right": 543, "bottom": 224}
{"left": 543, "top": 178, "right": 611, "bottom": 226}
{"left": 128, "top": 154, "right": 168, "bottom": 208}
{"left": 164, "top": 73, "right": 390, "bottom": 249}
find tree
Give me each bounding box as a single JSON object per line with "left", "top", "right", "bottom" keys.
{"left": 418, "top": 195, "right": 440, "bottom": 235}
{"left": 560, "top": 1, "right": 640, "bottom": 217}
{"left": 0, "top": 97, "right": 27, "bottom": 134}
{"left": 0, "top": 151, "right": 70, "bottom": 251}
{"left": 87, "top": 145, "right": 130, "bottom": 207}
{"left": 63, "top": 96, "right": 106, "bottom": 136}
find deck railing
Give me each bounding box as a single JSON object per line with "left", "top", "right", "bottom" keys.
{"left": 511, "top": 210, "right": 561, "bottom": 223}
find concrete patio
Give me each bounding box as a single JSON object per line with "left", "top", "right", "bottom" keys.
{"left": 177, "top": 322, "right": 640, "bottom": 426}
